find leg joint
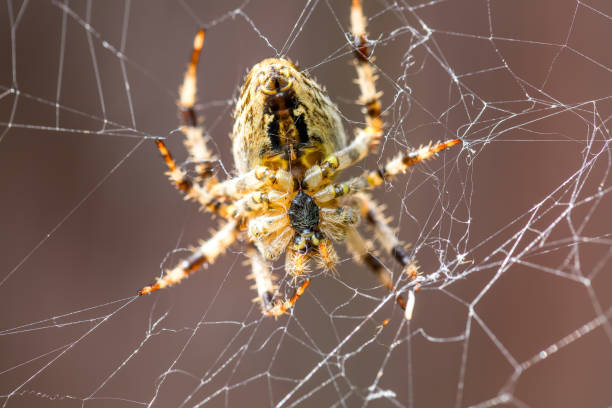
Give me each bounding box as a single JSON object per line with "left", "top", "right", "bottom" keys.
{"left": 391, "top": 245, "right": 410, "bottom": 267}
{"left": 180, "top": 252, "right": 208, "bottom": 273}
{"left": 180, "top": 107, "right": 197, "bottom": 127}
{"left": 353, "top": 34, "right": 371, "bottom": 62}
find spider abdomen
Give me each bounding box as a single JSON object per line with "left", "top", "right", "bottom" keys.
{"left": 232, "top": 58, "right": 346, "bottom": 174}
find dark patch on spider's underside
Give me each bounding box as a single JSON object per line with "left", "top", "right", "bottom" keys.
{"left": 293, "top": 113, "right": 309, "bottom": 144}
{"left": 267, "top": 117, "right": 281, "bottom": 149}
{"left": 264, "top": 83, "right": 311, "bottom": 148}
{"left": 288, "top": 191, "right": 320, "bottom": 233}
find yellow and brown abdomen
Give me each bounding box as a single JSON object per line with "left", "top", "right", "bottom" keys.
{"left": 231, "top": 58, "right": 346, "bottom": 176}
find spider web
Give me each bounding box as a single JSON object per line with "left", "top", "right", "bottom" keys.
{"left": 1, "top": 0, "right": 612, "bottom": 407}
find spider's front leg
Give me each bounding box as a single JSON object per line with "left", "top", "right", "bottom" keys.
{"left": 363, "top": 139, "right": 462, "bottom": 188}
{"left": 308, "top": 139, "right": 461, "bottom": 207}
{"left": 138, "top": 220, "right": 238, "bottom": 295}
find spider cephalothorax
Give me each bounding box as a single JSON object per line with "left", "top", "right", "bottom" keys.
{"left": 288, "top": 191, "right": 320, "bottom": 234}
{"left": 138, "top": 0, "right": 461, "bottom": 318}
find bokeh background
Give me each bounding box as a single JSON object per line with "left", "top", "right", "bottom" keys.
{"left": 1, "top": 0, "right": 611, "bottom": 407}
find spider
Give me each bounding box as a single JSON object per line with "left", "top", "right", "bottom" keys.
{"left": 138, "top": 0, "right": 461, "bottom": 318}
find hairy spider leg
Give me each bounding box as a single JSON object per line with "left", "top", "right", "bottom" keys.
{"left": 155, "top": 138, "right": 233, "bottom": 217}
{"left": 345, "top": 227, "right": 409, "bottom": 313}
{"left": 266, "top": 279, "right": 311, "bottom": 318}
{"left": 210, "top": 166, "right": 294, "bottom": 199}
{"left": 302, "top": 0, "right": 383, "bottom": 190}
{"left": 312, "top": 139, "right": 462, "bottom": 200}
{"left": 350, "top": 0, "right": 383, "bottom": 146}
{"left": 227, "top": 190, "right": 287, "bottom": 219}
{"left": 358, "top": 193, "right": 424, "bottom": 319}
{"left": 316, "top": 239, "right": 338, "bottom": 273}
{"left": 318, "top": 206, "right": 360, "bottom": 242}
{"left": 138, "top": 221, "right": 238, "bottom": 295}
{"left": 155, "top": 29, "right": 230, "bottom": 215}
{"left": 307, "top": 138, "right": 461, "bottom": 209}
{"left": 247, "top": 246, "right": 278, "bottom": 313}
{"left": 365, "top": 139, "right": 462, "bottom": 187}
{"left": 248, "top": 213, "right": 290, "bottom": 241}
{"left": 358, "top": 193, "right": 419, "bottom": 277}
{"left": 248, "top": 244, "right": 315, "bottom": 318}
{"left": 155, "top": 139, "right": 192, "bottom": 193}
{"left": 179, "top": 29, "right": 217, "bottom": 179}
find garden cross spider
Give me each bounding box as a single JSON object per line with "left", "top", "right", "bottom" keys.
{"left": 138, "top": 0, "right": 461, "bottom": 318}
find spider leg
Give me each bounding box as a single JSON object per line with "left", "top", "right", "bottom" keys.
{"left": 248, "top": 244, "right": 313, "bottom": 318}
{"left": 345, "top": 227, "right": 409, "bottom": 313}
{"left": 303, "top": 0, "right": 461, "bottom": 191}
{"left": 358, "top": 192, "right": 424, "bottom": 319}
{"left": 155, "top": 139, "right": 229, "bottom": 216}
{"left": 248, "top": 213, "right": 290, "bottom": 241}
{"left": 356, "top": 193, "right": 414, "bottom": 272}
{"left": 365, "top": 139, "right": 462, "bottom": 188}
{"left": 227, "top": 189, "right": 287, "bottom": 219}
{"left": 179, "top": 29, "right": 217, "bottom": 178}
{"left": 303, "top": 0, "right": 382, "bottom": 190}
{"left": 138, "top": 220, "right": 238, "bottom": 295}
{"left": 210, "top": 166, "right": 293, "bottom": 199}
{"left": 316, "top": 239, "right": 338, "bottom": 273}
{"left": 319, "top": 206, "right": 360, "bottom": 241}
{"left": 156, "top": 148, "right": 294, "bottom": 219}
{"left": 350, "top": 0, "right": 382, "bottom": 135}
{"left": 247, "top": 245, "right": 278, "bottom": 314}
{"left": 266, "top": 279, "right": 311, "bottom": 318}
{"left": 285, "top": 248, "right": 310, "bottom": 277}
{"left": 312, "top": 139, "right": 462, "bottom": 201}
{"left": 157, "top": 30, "right": 227, "bottom": 215}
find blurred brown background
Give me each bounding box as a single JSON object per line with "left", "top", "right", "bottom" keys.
{"left": 1, "top": 0, "right": 611, "bottom": 407}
